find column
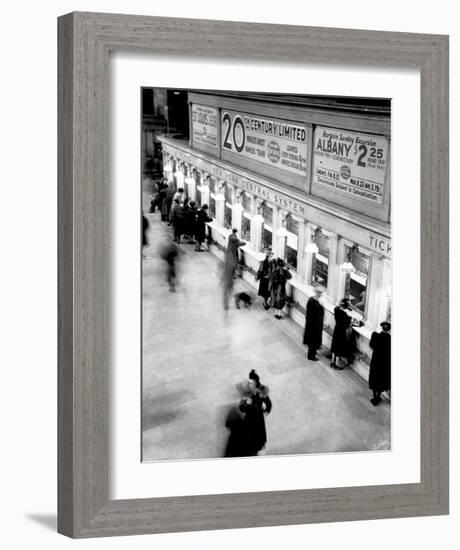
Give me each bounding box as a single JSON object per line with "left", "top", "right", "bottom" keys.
{"left": 200, "top": 172, "right": 210, "bottom": 207}
{"left": 366, "top": 254, "right": 386, "bottom": 327}
{"left": 335, "top": 238, "right": 348, "bottom": 303}
{"left": 232, "top": 189, "right": 243, "bottom": 236}
{"left": 251, "top": 198, "right": 264, "bottom": 252}
{"left": 215, "top": 179, "right": 225, "bottom": 227}
{"left": 295, "top": 220, "right": 308, "bottom": 281}
{"left": 175, "top": 161, "right": 185, "bottom": 190}
{"left": 303, "top": 222, "right": 318, "bottom": 285}
{"left": 326, "top": 233, "right": 340, "bottom": 303}
{"left": 185, "top": 164, "right": 196, "bottom": 202}
{"left": 274, "top": 209, "right": 288, "bottom": 260}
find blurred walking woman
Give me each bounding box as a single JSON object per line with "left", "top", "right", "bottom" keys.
{"left": 330, "top": 298, "right": 353, "bottom": 369}
{"left": 256, "top": 248, "right": 274, "bottom": 309}
{"left": 269, "top": 258, "right": 292, "bottom": 319}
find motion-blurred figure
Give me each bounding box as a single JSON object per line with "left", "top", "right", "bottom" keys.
{"left": 221, "top": 260, "right": 235, "bottom": 311}
{"left": 142, "top": 214, "right": 150, "bottom": 259}
{"left": 160, "top": 237, "right": 182, "bottom": 292}
{"left": 223, "top": 404, "right": 250, "bottom": 458}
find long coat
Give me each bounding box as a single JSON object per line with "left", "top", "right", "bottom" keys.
{"left": 331, "top": 306, "right": 353, "bottom": 357}
{"left": 269, "top": 267, "right": 292, "bottom": 309}
{"left": 195, "top": 208, "right": 212, "bottom": 242}
{"left": 303, "top": 297, "right": 324, "bottom": 348}
{"left": 226, "top": 233, "right": 245, "bottom": 269}
{"left": 239, "top": 391, "right": 272, "bottom": 456}
{"left": 256, "top": 257, "right": 274, "bottom": 299}
{"left": 369, "top": 331, "right": 391, "bottom": 392}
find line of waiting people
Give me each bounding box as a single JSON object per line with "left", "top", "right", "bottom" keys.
{"left": 256, "top": 248, "right": 391, "bottom": 406}
{"left": 149, "top": 178, "right": 212, "bottom": 251}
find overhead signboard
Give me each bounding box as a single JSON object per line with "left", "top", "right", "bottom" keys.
{"left": 312, "top": 126, "right": 389, "bottom": 205}
{"left": 191, "top": 104, "right": 218, "bottom": 148}
{"left": 221, "top": 110, "right": 308, "bottom": 177}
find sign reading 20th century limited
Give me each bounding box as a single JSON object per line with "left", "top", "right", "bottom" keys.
{"left": 313, "top": 126, "right": 389, "bottom": 205}
{"left": 221, "top": 110, "right": 308, "bottom": 176}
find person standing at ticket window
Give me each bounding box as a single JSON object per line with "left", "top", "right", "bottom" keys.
{"left": 303, "top": 287, "right": 325, "bottom": 361}
{"left": 369, "top": 322, "right": 391, "bottom": 405}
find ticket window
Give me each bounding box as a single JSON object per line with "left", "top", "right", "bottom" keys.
{"left": 209, "top": 196, "right": 216, "bottom": 218}
{"left": 224, "top": 185, "right": 233, "bottom": 229}
{"left": 284, "top": 216, "right": 298, "bottom": 271}
{"left": 344, "top": 245, "right": 370, "bottom": 315}
{"left": 241, "top": 194, "right": 252, "bottom": 242}
{"left": 312, "top": 232, "right": 330, "bottom": 289}
{"left": 262, "top": 204, "right": 273, "bottom": 250}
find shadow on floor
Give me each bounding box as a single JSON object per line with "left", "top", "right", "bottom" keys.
{"left": 26, "top": 514, "right": 57, "bottom": 532}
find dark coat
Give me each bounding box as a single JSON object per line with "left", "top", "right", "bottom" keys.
{"left": 303, "top": 297, "right": 324, "bottom": 348}
{"left": 224, "top": 405, "right": 251, "bottom": 458}
{"left": 195, "top": 208, "right": 212, "bottom": 242}
{"left": 256, "top": 257, "right": 274, "bottom": 299}
{"left": 269, "top": 267, "right": 292, "bottom": 309}
{"left": 331, "top": 306, "right": 353, "bottom": 357}
{"left": 142, "top": 215, "right": 149, "bottom": 246}
{"left": 226, "top": 233, "right": 245, "bottom": 266}
{"left": 239, "top": 391, "right": 272, "bottom": 455}
{"left": 369, "top": 331, "right": 391, "bottom": 392}
{"left": 186, "top": 206, "right": 198, "bottom": 237}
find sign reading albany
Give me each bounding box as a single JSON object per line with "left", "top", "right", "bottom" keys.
{"left": 221, "top": 110, "right": 308, "bottom": 176}
{"left": 313, "top": 126, "right": 389, "bottom": 205}
{"left": 191, "top": 104, "right": 218, "bottom": 147}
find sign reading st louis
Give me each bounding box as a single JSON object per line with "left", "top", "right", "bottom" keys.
{"left": 313, "top": 126, "right": 389, "bottom": 205}
{"left": 192, "top": 104, "right": 218, "bottom": 147}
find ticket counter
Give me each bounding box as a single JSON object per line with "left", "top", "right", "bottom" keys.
{"left": 158, "top": 92, "right": 391, "bottom": 382}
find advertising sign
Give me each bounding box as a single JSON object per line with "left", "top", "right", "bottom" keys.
{"left": 221, "top": 110, "right": 308, "bottom": 176}
{"left": 313, "top": 126, "right": 389, "bottom": 205}
{"left": 191, "top": 104, "right": 218, "bottom": 147}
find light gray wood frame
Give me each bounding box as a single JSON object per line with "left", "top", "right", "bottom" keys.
{"left": 58, "top": 12, "right": 449, "bottom": 538}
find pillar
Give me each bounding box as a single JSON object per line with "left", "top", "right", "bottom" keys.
{"left": 303, "top": 222, "right": 318, "bottom": 285}
{"left": 326, "top": 233, "right": 340, "bottom": 303}
{"left": 215, "top": 179, "right": 225, "bottom": 227}
{"left": 250, "top": 198, "right": 263, "bottom": 252}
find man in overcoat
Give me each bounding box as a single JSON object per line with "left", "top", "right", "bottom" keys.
{"left": 303, "top": 287, "right": 325, "bottom": 361}
{"left": 369, "top": 321, "right": 391, "bottom": 405}
{"left": 225, "top": 228, "right": 245, "bottom": 276}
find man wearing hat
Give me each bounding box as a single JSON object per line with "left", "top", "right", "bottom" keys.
{"left": 368, "top": 321, "right": 391, "bottom": 405}
{"left": 303, "top": 287, "right": 325, "bottom": 361}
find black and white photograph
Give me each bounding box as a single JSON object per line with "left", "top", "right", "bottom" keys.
{"left": 141, "top": 89, "right": 392, "bottom": 461}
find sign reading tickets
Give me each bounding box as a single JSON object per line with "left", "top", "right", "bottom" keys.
{"left": 313, "top": 126, "right": 389, "bottom": 205}
{"left": 221, "top": 110, "right": 308, "bottom": 176}
{"left": 191, "top": 104, "right": 218, "bottom": 147}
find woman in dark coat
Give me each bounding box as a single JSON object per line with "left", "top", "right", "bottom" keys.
{"left": 239, "top": 373, "right": 272, "bottom": 456}
{"left": 185, "top": 200, "right": 198, "bottom": 242}
{"left": 303, "top": 287, "right": 325, "bottom": 361}
{"left": 195, "top": 204, "right": 212, "bottom": 251}
{"left": 158, "top": 179, "right": 169, "bottom": 221}
{"left": 369, "top": 321, "right": 391, "bottom": 405}
{"left": 269, "top": 258, "right": 292, "bottom": 319}
{"left": 330, "top": 298, "right": 353, "bottom": 369}
{"left": 256, "top": 248, "right": 274, "bottom": 309}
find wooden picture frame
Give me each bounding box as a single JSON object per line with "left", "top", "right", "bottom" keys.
{"left": 58, "top": 12, "right": 449, "bottom": 538}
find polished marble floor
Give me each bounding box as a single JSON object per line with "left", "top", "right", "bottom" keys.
{"left": 142, "top": 210, "right": 390, "bottom": 462}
